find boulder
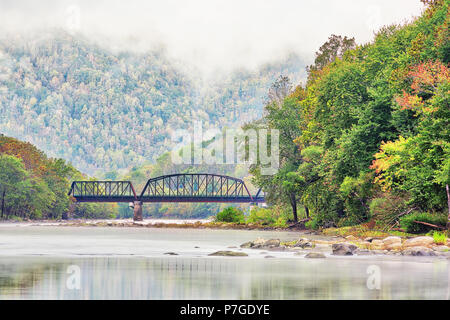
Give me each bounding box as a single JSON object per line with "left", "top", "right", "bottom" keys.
{"left": 164, "top": 252, "right": 179, "bottom": 256}
{"left": 386, "top": 242, "right": 402, "bottom": 251}
{"left": 251, "top": 238, "right": 267, "bottom": 248}
{"left": 356, "top": 241, "right": 371, "bottom": 249}
{"left": 364, "top": 237, "right": 374, "bottom": 242}
{"left": 345, "top": 235, "right": 358, "bottom": 241}
{"left": 208, "top": 251, "right": 248, "bottom": 257}
{"left": 332, "top": 243, "right": 358, "bottom": 256}
{"left": 382, "top": 236, "right": 402, "bottom": 250}
{"left": 240, "top": 241, "right": 253, "bottom": 248}
{"left": 264, "top": 239, "right": 281, "bottom": 248}
{"left": 354, "top": 249, "right": 375, "bottom": 256}
{"left": 382, "top": 236, "right": 402, "bottom": 246}
{"left": 264, "top": 255, "right": 276, "bottom": 259}
{"left": 294, "top": 238, "right": 312, "bottom": 248}
{"left": 432, "top": 245, "right": 449, "bottom": 253}
{"left": 403, "top": 236, "right": 434, "bottom": 248}
{"left": 386, "top": 251, "right": 401, "bottom": 256}
{"left": 304, "top": 252, "right": 326, "bottom": 259}
{"left": 372, "top": 250, "right": 389, "bottom": 255}
{"left": 402, "top": 246, "right": 436, "bottom": 256}
{"left": 240, "top": 237, "right": 268, "bottom": 248}
{"left": 370, "top": 239, "right": 385, "bottom": 250}
{"left": 266, "top": 246, "right": 286, "bottom": 252}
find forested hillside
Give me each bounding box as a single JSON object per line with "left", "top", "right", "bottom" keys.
{"left": 0, "top": 134, "right": 115, "bottom": 220}
{"left": 249, "top": 0, "right": 449, "bottom": 231}
{"left": 0, "top": 32, "right": 304, "bottom": 174}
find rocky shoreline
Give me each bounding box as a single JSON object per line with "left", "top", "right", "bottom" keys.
{"left": 2, "top": 220, "right": 449, "bottom": 259}
{"left": 8, "top": 219, "right": 300, "bottom": 231}
{"left": 238, "top": 236, "right": 450, "bottom": 258}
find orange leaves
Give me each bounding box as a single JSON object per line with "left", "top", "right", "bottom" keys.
{"left": 0, "top": 136, "right": 48, "bottom": 177}
{"left": 409, "top": 61, "right": 449, "bottom": 94}
{"left": 395, "top": 60, "right": 449, "bottom": 113}
{"left": 395, "top": 91, "right": 424, "bottom": 111}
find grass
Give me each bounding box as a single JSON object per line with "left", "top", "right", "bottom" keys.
{"left": 281, "top": 240, "right": 297, "bottom": 247}
{"left": 321, "top": 225, "right": 415, "bottom": 239}
{"left": 432, "top": 231, "right": 448, "bottom": 245}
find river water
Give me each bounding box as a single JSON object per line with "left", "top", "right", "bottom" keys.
{"left": 0, "top": 225, "right": 448, "bottom": 299}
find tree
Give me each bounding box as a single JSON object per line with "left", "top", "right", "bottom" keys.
{"left": 0, "top": 155, "right": 28, "bottom": 218}
{"left": 307, "top": 34, "right": 356, "bottom": 79}
{"left": 248, "top": 80, "right": 306, "bottom": 222}
{"left": 372, "top": 62, "right": 449, "bottom": 220}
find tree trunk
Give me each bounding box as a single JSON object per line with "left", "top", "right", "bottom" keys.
{"left": 304, "top": 205, "right": 310, "bottom": 219}
{"left": 446, "top": 184, "right": 450, "bottom": 230}
{"left": 1, "top": 189, "right": 5, "bottom": 219}
{"left": 290, "top": 195, "right": 298, "bottom": 222}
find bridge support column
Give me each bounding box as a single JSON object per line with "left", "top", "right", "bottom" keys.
{"left": 133, "top": 201, "right": 143, "bottom": 221}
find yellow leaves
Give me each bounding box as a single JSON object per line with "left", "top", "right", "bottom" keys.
{"left": 371, "top": 137, "right": 410, "bottom": 191}
{"left": 406, "top": 32, "right": 426, "bottom": 63}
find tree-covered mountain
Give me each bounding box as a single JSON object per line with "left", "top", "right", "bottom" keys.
{"left": 0, "top": 31, "right": 305, "bottom": 174}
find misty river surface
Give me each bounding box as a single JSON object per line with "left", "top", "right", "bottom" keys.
{"left": 0, "top": 225, "right": 449, "bottom": 299}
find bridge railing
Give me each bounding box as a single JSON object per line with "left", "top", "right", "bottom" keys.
{"left": 68, "top": 181, "right": 137, "bottom": 201}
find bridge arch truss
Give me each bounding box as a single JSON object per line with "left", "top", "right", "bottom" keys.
{"left": 69, "top": 173, "right": 264, "bottom": 203}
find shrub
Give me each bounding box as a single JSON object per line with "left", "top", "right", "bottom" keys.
{"left": 369, "top": 193, "right": 409, "bottom": 229}
{"left": 247, "top": 208, "right": 277, "bottom": 225}
{"left": 274, "top": 217, "right": 289, "bottom": 228}
{"left": 399, "top": 212, "right": 448, "bottom": 234}
{"left": 432, "top": 231, "right": 448, "bottom": 245}
{"left": 337, "top": 215, "right": 364, "bottom": 228}
{"left": 305, "top": 217, "right": 319, "bottom": 230}
{"left": 215, "top": 207, "right": 245, "bottom": 223}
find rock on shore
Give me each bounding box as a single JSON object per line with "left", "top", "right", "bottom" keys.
{"left": 209, "top": 251, "right": 248, "bottom": 257}
{"left": 304, "top": 252, "right": 326, "bottom": 259}
{"left": 402, "top": 236, "right": 434, "bottom": 248}
{"left": 332, "top": 243, "right": 358, "bottom": 256}
{"left": 402, "top": 246, "right": 436, "bottom": 256}
{"left": 240, "top": 238, "right": 281, "bottom": 249}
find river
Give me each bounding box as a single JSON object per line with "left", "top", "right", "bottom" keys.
{"left": 0, "top": 224, "right": 448, "bottom": 299}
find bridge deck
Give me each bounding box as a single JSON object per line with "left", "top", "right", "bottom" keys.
{"left": 72, "top": 196, "right": 265, "bottom": 203}
{"left": 68, "top": 174, "right": 265, "bottom": 204}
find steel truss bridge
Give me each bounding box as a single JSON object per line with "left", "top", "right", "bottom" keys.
{"left": 68, "top": 173, "right": 264, "bottom": 204}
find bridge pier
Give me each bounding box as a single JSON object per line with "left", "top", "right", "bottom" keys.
{"left": 133, "top": 201, "right": 143, "bottom": 221}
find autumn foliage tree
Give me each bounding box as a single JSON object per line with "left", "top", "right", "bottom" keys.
{"left": 248, "top": 0, "right": 449, "bottom": 229}
{"left": 372, "top": 61, "right": 449, "bottom": 227}
{"left": 0, "top": 135, "right": 115, "bottom": 220}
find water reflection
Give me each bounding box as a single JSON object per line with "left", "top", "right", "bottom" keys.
{"left": 0, "top": 256, "right": 448, "bottom": 299}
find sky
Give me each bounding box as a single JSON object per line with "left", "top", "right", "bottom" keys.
{"left": 0, "top": 0, "right": 425, "bottom": 74}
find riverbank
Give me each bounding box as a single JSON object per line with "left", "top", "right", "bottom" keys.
{"left": 0, "top": 218, "right": 308, "bottom": 231}
{"left": 1, "top": 219, "right": 449, "bottom": 259}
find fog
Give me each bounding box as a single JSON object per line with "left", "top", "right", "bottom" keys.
{"left": 0, "top": 0, "right": 425, "bottom": 74}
